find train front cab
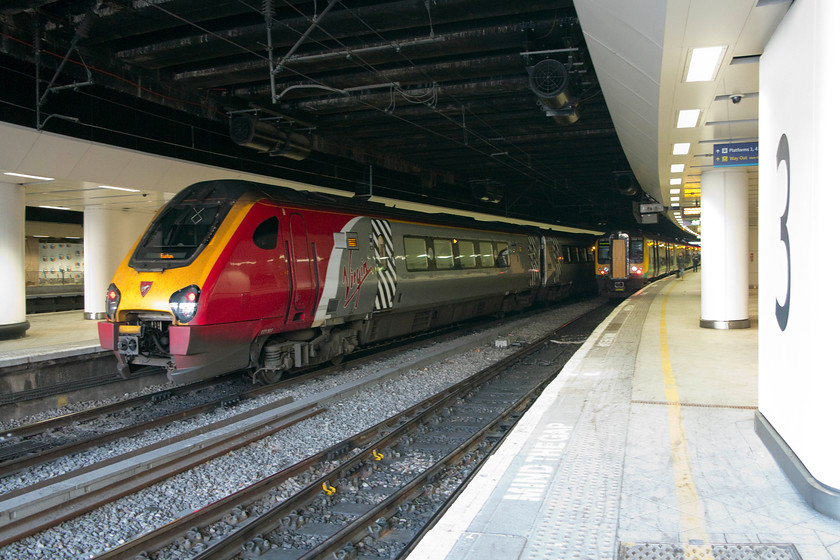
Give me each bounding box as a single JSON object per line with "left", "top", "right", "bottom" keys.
{"left": 596, "top": 232, "right": 645, "bottom": 296}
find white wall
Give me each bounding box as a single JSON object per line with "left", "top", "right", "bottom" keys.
{"left": 758, "top": 0, "right": 840, "bottom": 489}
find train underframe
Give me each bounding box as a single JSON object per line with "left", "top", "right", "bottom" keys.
{"left": 98, "top": 290, "right": 543, "bottom": 385}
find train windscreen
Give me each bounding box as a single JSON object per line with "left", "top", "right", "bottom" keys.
{"left": 629, "top": 239, "right": 644, "bottom": 262}
{"left": 130, "top": 181, "right": 242, "bottom": 270}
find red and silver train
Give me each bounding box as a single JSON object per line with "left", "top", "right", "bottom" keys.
{"left": 99, "top": 180, "right": 597, "bottom": 385}
{"left": 595, "top": 230, "right": 697, "bottom": 296}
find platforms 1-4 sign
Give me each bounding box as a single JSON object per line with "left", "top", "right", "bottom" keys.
{"left": 713, "top": 141, "right": 758, "bottom": 167}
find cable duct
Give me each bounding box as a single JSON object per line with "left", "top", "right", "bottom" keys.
{"left": 527, "top": 59, "right": 579, "bottom": 125}
{"left": 230, "top": 116, "right": 311, "bottom": 160}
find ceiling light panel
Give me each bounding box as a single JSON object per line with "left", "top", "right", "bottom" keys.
{"left": 686, "top": 46, "right": 726, "bottom": 82}
{"left": 677, "top": 109, "right": 701, "bottom": 128}
{"left": 670, "top": 164, "right": 685, "bottom": 173}
{"left": 673, "top": 143, "right": 691, "bottom": 155}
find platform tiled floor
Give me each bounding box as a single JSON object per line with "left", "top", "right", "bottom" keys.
{"left": 408, "top": 272, "right": 840, "bottom": 560}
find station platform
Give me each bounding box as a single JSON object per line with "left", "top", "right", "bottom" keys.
{"left": 0, "top": 311, "right": 166, "bottom": 420}
{"left": 408, "top": 271, "right": 840, "bottom": 560}
{"left": 0, "top": 310, "right": 100, "bottom": 368}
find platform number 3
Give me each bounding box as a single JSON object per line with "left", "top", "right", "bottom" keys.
{"left": 775, "top": 134, "right": 791, "bottom": 331}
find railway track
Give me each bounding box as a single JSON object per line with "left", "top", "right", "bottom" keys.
{"left": 0, "top": 299, "right": 592, "bottom": 480}
{"left": 87, "top": 302, "right": 613, "bottom": 560}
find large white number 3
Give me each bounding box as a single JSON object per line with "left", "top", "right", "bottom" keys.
{"left": 775, "top": 134, "right": 791, "bottom": 331}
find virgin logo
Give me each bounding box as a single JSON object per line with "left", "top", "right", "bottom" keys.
{"left": 140, "top": 281, "right": 153, "bottom": 297}
{"left": 343, "top": 261, "right": 373, "bottom": 309}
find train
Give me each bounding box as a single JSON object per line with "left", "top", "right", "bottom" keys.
{"left": 595, "top": 230, "right": 698, "bottom": 296}
{"left": 98, "top": 179, "right": 597, "bottom": 385}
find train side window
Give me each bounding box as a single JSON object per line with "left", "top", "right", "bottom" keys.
{"left": 252, "top": 216, "right": 279, "bottom": 250}
{"left": 404, "top": 237, "right": 429, "bottom": 271}
{"left": 478, "top": 241, "right": 495, "bottom": 267}
{"left": 563, "top": 246, "right": 573, "bottom": 262}
{"left": 456, "top": 240, "right": 477, "bottom": 268}
{"left": 495, "top": 242, "right": 510, "bottom": 268}
{"left": 433, "top": 239, "right": 455, "bottom": 269}
{"left": 629, "top": 239, "right": 644, "bottom": 262}
{"left": 586, "top": 247, "right": 594, "bottom": 262}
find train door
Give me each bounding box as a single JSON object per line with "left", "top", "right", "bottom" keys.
{"left": 371, "top": 219, "right": 396, "bottom": 311}
{"left": 285, "top": 213, "right": 316, "bottom": 322}
{"left": 611, "top": 238, "right": 628, "bottom": 278}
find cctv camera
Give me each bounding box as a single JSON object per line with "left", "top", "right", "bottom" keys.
{"left": 730, "top": 94, "right": 742, "bottom": 104}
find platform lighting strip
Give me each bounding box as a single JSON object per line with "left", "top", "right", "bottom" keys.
{"left": 4, "top": 172, "right": 54, "bottom": 181}
{"left": 39, "top": 205, "right": 71, "bottom": 210}
{"left": 99, "top": 185, "right": 140, "bottom": 192}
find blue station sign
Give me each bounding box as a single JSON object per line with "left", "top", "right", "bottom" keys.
{"left": 713, "top": 141, "right": 758, "bottom": 167}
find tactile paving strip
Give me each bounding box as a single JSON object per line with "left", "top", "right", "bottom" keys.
{"left": 618, "top": 542, "right": 802, "bottom": 560}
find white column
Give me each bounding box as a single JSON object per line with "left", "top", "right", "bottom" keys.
{"left": 84, "top": 208, "right": 151, "bottom": 320}
{"left": 0, "top": 182, "right": 29, "bottom": 339}
{"left": 699, "top": 167, "right": 749, "bottom": 329}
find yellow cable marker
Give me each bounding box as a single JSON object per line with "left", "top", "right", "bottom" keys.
{"left": 322, "top": 482, "right": 336, "bottom": 495}
{"left": 372, "top": 450, "right": 384, "bottom": 461}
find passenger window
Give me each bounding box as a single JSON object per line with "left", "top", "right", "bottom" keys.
{"left": 495, "top": 242, "right": 510, "bottom": 268}
{"left": 253, "top": 216, "right": 279, "bottom": 250}
{"left": 433, "top": 239, "right": 455, "bottom": 269}
{"left": 404, "top": 237, "right": 429, "bottom": 271}
{"left": 456, "top": 240, "right": 477, "bottom": 268}
{"left": 478, "top": 241, "right": 494, "bottom": 267}
{"left": 376, "top": 234, "right": 388, "bottom": 264}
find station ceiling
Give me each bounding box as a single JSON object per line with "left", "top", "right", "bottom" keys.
{"left": 0, "top": 1, "right": 785, "bottom": 239}
{"left": 0, "top": 0, "right": 666, "bottom": 235}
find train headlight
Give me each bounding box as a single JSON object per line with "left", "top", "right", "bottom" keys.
{"left": 169, "top": 285, "right": 201, "bottom": 323}
{"left": 598, "top": 266, "right": 609, "bottom": 275}
{"left": 105, "top": 283, "right": 120, "bottom": 321}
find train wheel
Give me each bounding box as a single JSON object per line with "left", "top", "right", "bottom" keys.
{"left": 257, "top": 369, "right": 285, "bottom": 384}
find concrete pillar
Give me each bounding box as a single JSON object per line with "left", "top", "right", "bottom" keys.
{"left": 84, "top": 208, "right": 151, "bottom": 320}
{"left": 699, "top": 167, "right": 749, "bottom": 329}
{"left": 0, "top": 182, "right": 29, "bottom": 339}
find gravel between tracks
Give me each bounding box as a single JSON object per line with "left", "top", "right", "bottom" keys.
{"left": 0, "top": 299, "right": 604, "bottom": 560}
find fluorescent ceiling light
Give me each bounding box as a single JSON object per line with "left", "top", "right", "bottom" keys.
{"left": 39, "top": 205, "right": 70, "bottom": 210}
{"left": 99, "top": 185, "right": 140, "bottom": 192}
{"left": 670, "top": 178, "right": 682, "bottom": 185}
{"left": 669, "top": 188, "right": 681, "bottom": 194}
{"left": 671, "top": 202, "right": 680, "bottom": 207}
{"left": 673, "top": 143, "right": 690, "bottom": 155}
{"left": 4, "top": 172, "right": 54, "bottom": 181}
{"left": 670, "top": 197, "right": 680, "bottom": 202}
{"left": 677, "top": 109, "right": 701, "bottom": 128}
{"left": 670, "top": 164, "right": 685, "bottom": 173}
{"left": 686, "top": 46, "right": 726, "bottom": 82}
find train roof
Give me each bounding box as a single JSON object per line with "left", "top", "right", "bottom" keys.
{"left": 178, "top": 180, "right": 596, "bottom": 243}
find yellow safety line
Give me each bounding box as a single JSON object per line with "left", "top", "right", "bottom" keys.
{"left": 660, "top": 280, "right": 714, "bottom": 560}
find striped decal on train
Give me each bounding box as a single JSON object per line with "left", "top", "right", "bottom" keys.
{"left": 371, "top": 219, "right": 396, "bottom": 310}
{"left": 528, "top": 236, "right": 540, "bottom": 288}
